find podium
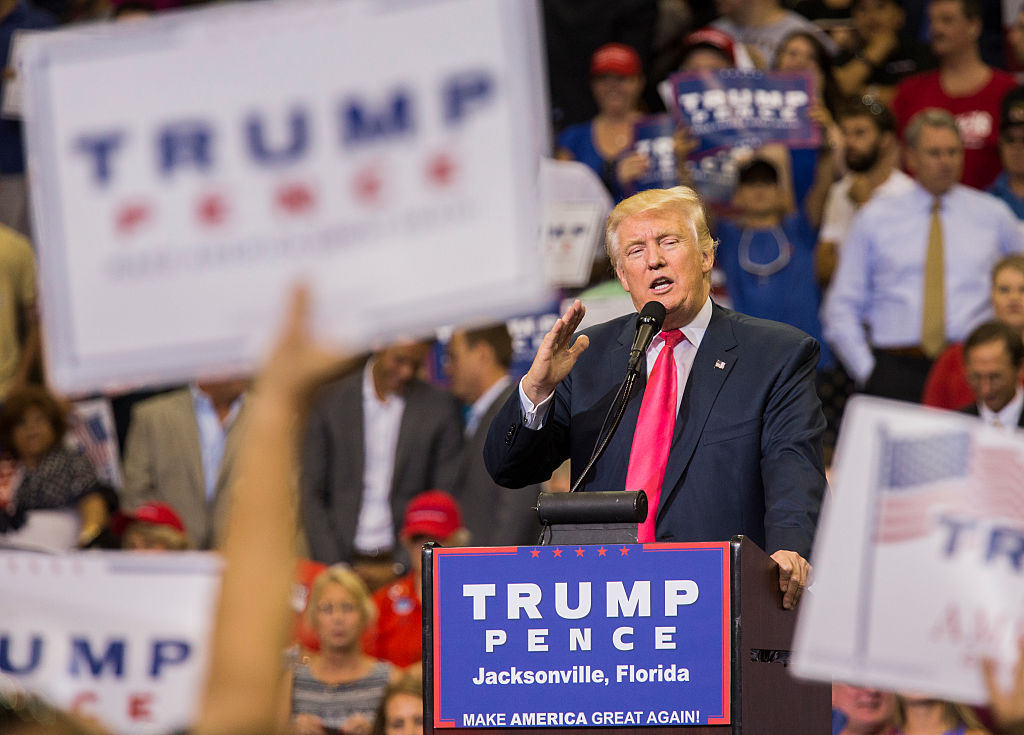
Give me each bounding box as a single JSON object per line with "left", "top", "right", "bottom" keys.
{"left": 422, "top": 536, "right": 829, "bottom": 735}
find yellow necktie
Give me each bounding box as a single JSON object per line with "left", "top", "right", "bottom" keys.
{"left": 922, "top": 197, "right": 945, "bottom": 357}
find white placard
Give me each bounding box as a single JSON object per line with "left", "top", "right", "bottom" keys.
{"left": 21, "top": 0, "right": 550, "bottom": 394}
{"left": 792, "top": 396, "right": 1024, "bottom": 702}
{"left": 541, "top": 200, "right": 604, "bottom": 287}
{"left": 0, "top": 550, "right": 221, "bottom": 734}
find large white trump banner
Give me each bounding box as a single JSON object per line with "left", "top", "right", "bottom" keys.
{"left": 20, "top": 0, "right": 549, "bottom": 394}
{"left": 793, "top": 397, "right": 1024, "bottom": 702}
{"left": 0, "top": 551, "right": 221, "bottom": 734}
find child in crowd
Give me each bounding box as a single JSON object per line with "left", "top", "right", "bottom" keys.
{"left": 715, "top": 158, "right": 829, "bottom": 367}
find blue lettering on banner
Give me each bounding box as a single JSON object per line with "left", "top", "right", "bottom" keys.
{"left": 0, "top": 635, "right": 43, "bottom": 674}
{"left": 71, "top": 70, "right": 494, "bottom": 188}
{"left": 432, "top": 543, "right": 730, "bottom": 728}
{"left": 70, "top": 638, "right": 126, "bottom": 677}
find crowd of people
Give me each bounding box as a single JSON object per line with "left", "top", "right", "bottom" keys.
{"left": 2, "top": 0, "right": 1024, "bottom": 733}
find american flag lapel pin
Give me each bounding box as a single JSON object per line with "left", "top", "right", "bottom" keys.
{"left": 715, "top": 360, "right": 726, "bottom": 369}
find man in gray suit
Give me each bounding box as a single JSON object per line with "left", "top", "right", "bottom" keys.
{"left": 300, "top": 340, "right": 463, "bottom": 577}
{"left": 121, "top": 379, "right": 248, "bottom": 549}
{"left": 447, "top": 324, "right": 542, "bottom": 546}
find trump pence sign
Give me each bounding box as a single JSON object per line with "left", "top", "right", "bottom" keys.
{"left": 20, "top": 0, "right": 549, "bottom": 393}
{"left": 429, "top": 543, "right": 731, "bottom": 728}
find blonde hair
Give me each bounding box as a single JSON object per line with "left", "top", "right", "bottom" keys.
{"left": 993, "top": 253, "right": 1024, "bottom": 283}
{"left": 605, "top": 186, "right": 718, "bottom": 272}
{"left": 306, "top": 564, "right": 377, "bottom": 629}
{"left": 124, "top": 522, "right": 191, "bottom": 551}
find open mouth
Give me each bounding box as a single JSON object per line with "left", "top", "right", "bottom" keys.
{"left": 650, "top": 276, "right": 673, "bottom": 294}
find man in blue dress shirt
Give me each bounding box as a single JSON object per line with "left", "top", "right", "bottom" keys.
{"left": 823, "top": 108, "right": 1023, "bottom": 402}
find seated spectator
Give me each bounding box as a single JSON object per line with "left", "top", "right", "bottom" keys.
{"left": 121, "top": 379, "right": 248, "bottom": 550}
{"left": 0, "top": 385, "right": 109, "bottom": 548}
{"left": 371, "top": 674, "right": 422, "bottom": 735}
{"left": 773, "top": 30, "right": 842, "bottom": 227}
{"left": 960, "top": 321, "right": 1024, "bottom": 429}
{"left": 833, "top": 0, "right": 935, "bottom": 105}
{"left": 555, "top": 43, "right": 645, "bottom": 201}
{"left": 113, "top": 501, "right": 191, "bottom": 551}
{"left": 833, "top": 684, "right": 899, "bottom": 734}
{"left": 289, "top": 565, "right": 396, "bottom": 735}
{"left": 989, "top": 87, "right": 1024, "bottom": 221}
{"left": 895, "top": 695, "right": 988, "bottom": 734}
{"left": 362, "top": 490, "right": 467, "bottom": 668}
{"left": 891, "top": 0, "right": 1017, "bottom": 191}
{"left": 923, "top": 255, "right": 1024, "bottom": 410}
{"left": 715, "top": 158, "right": 829, "bottom": 365}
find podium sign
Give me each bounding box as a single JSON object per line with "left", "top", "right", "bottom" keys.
{"left": 430, "top": 543, "right": 731, "bottom": 728}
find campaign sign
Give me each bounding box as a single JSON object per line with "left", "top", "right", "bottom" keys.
{"left": 793, "top": 397, "right": 1024, "bottom": 703}
{"left": 431, "top": 543, "right": 730, "bottom": 728}
{"left": 668, "top": 70, "right": 817, "bottom": 205}
{"left": 19, "top": 0, "right": 550, "bottom": 394}
{"left": 628, "top": 114, "right": 679, "bottom": 195}
{"left": 0, "top": 551, "right": 221, "bottom": 735}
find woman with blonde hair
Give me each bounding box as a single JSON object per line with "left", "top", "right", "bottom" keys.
{"left": 895, "top": 695, "right": 989, "bottom": 735}
{"left": 288, "top": 565, "right": 395, "bottom": 735}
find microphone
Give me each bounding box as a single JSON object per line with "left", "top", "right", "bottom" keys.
{"left": 626, "top": 301, "right": 666, "bottom": 375}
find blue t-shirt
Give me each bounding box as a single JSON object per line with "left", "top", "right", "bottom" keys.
{"left": 716, "top": 211, "right": 832, "bottom": 368}
{"left": 556, "top": 121, "right": 623, "bottom": 200}
{"left": 987, "top": 171, "right": 1024, "bottom": 220}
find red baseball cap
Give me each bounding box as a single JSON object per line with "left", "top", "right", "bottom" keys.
{"left": 681, "top": 27, "right": 736, "bottom": 66}
{"left": 589, "top": 43, "right": 642, "bottom": 77}
{"left": 401, "top": 490, "right": 463, "bottom": 539}
{"left": 113, "top": 502, "right": 186, "bottom": 536}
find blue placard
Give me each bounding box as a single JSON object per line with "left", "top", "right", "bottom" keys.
{"left": 628, "top": 114, "right": 680, "bottom": 195}
{"left": 431, "top": 543, "right": 731, "bottom": 728}
{"left": 668, "top": 69, "right": 819, "bottom": 206}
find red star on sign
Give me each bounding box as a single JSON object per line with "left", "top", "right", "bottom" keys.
{"left": 575, "top": 547, "right": 585, "bottom": 557}
{"left": 552, "top": 547, "right": 563, "bottom": 558}
{"left": 620, "top": 547, "right": 630, "bottom": 556}
{"left": 530, "top": 548, "right": 540, "bottom": 558}
{"left": 115, "top": 202, "right": 151, "bottom": 236}
{"left": 598, "top": 547, "right": 607, "bottom": 557}
{"left": 353, "top": 166, "right": 382, "bottom": 204}
{"left": 196, "top": 193, "right": 228, "bottom": 226}
{"left": 276, "top": 182, "right": 316, "bottom": 214}
{"left": 425, "top": 151, "right": 456, "bottom": 187}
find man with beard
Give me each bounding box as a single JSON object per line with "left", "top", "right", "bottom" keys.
{"left": 815, "top": 98, "right": 912, "bottom": 289}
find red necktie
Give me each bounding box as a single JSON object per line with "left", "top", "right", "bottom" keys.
{"left": 626, "top": 329, "right": 685, "bottom": 543}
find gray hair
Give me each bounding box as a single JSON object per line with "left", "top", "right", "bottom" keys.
{"left": 904, "top": 108, "right": 961, "bottom": 150}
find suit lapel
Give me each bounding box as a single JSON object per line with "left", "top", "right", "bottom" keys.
{"left": 657, "top": 305, "right": 737, "bottom": 522}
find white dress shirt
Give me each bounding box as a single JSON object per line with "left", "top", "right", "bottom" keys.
{"left": 979, "top": 387, "right": 1024, "bottom": 431}
{"left": 355, "top": 360, "right": 406, "bottom": 554}
{"left": 520, "top": 297, "right": 714, "bottom": 427}
{"left": 823, "top": 183, "right": 1023, "bottom": 383}
{"left": 190, "top": 385, "right": 244, "bottom": 502}
{"left": 466, "top": 375, "right": 511, "bottom": 437}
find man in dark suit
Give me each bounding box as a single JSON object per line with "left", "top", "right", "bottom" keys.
{"left": 447, "top": 323, "right": 542, "bottom": 546}
{"left": 960, "top": 320, "right": 1024, "bottom": 428}
{"left": 484, "top": 186, "right": 825, "bottom": 608}
{"left": 300, "top": 340, "right": 463, "bottom": 579}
